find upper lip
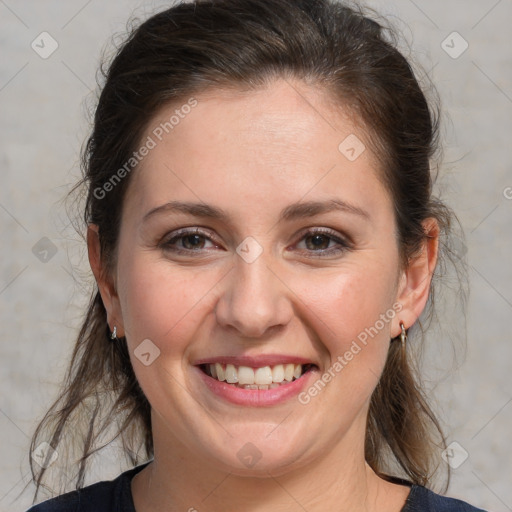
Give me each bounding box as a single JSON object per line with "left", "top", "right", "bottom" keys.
{"left": 193, "top": 354, "right": 318, "bottom": 368}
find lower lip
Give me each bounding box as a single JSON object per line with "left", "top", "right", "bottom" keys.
{"left": 194, "top": 365, "right": 318, "bottom": 407}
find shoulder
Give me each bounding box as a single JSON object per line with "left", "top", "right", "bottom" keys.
{"left": 405, "top": 484, "right": 488, "bottom": 512}
{"left": 26, "top": 479, "right": 118, "bottom": 512}
{"left": 25, "top": 462, "right": 150, "bottom": 512}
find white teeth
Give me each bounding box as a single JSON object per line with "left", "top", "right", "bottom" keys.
{"left": 238, "top": 366, "right": 255, "bottom": 385}
{"left": 284, "top": 363, "right": 295, "bottom": 382}
{"left": 272, "top": 364, "right": 285, "bottom": 383}
{"left": 215, "top": 363, "right": 225, "bottom": 381}
{"left": 206, "top": 363, "right": 308, "bottom": 385}
{"left": 254, "top": 366, "right": 273, "bottom": 385}
{"left": 225, "top": 364, "right": 238, "bottom": 383}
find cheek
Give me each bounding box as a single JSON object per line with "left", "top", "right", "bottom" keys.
{"left": 289, "top": 272, "right": 396, "bottom": 423}
{"left": 118, "top": 254, "right": 223, "bottom": 350}
{"left": 301, "top": 266, "right": 396, "bottom": 338}
{"left": 289, "top": 265, "right": 397, "bottom": 392}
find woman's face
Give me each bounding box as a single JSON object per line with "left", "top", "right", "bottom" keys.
{"left": 102, "top": 78, "right": 411, "bottom": 475}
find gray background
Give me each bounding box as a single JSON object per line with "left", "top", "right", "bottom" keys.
{"left": 1, "top": 1, "right": 511, "bottom": 511}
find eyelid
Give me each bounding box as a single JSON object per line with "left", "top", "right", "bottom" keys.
{"left": 291, "top": 227, "right": 352, "bottom": 257}
{"left": 162, "top": 227, "right": 221, "bottom": 248}
{"left": 161, "top": 226, "right": 352, "bottom": 256}
{"left": 293, "top": 226, "right": 351, "bottom": 246}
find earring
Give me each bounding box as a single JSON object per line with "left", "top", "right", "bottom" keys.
{"left": 400, "top": 322, "right": 407, "bottom": 350}
{"left": 110, "top": 325, "right": 118, "bottom": 341}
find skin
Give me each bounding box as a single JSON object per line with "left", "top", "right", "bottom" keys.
{"left": 88, "top": 77, "right": 439, "bottom": 511}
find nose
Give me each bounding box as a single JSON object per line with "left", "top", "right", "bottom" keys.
{"left": 214, "top": 248, "right": 293, "bottom": 339}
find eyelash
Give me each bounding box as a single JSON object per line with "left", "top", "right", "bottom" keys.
{"left": 160, "top": 227, "right": 351, "bottom": 258}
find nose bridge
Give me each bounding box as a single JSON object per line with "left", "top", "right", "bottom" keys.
{"left": 215, "top": 243, "right": 292, "bottom": 338}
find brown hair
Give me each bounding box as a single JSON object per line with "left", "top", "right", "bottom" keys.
{"left": 30, "top": 0, "right": 462, "bottom": 502}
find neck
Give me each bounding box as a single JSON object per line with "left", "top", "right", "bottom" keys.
{"left": 131, "top": 411, "right": 408, "bottom": 512}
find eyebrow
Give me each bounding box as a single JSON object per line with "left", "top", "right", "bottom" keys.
{"left": 142, "top": 198, "right": 370, "bottom": 225}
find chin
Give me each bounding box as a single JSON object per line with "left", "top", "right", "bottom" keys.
{"left": 197, "top": 428, "right": 315, "bottom": 477}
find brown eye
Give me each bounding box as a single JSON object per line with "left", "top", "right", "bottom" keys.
{"left": 304, "top": 233, "right": 331, "bottom": 251}
{"left": 179, "top": 234, "right": 207, "bottom": 250}
{"left": 161, "top": 228, "right": 218, "bottom": 254}
{"left": 294, "top": 228, "right": 351, "bottom": 258}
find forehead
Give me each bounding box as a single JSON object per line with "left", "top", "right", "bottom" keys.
{"left": 124, "top": 78, "right": 390, "bottom": 222}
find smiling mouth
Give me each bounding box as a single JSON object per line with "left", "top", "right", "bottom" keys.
{"left": 198, "top": 363, "right": 318, "bottom": 390}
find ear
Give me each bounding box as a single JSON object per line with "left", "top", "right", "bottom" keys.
{"left": 391, "top": 218, "right": 439, "bottom": 338}
{"left": 87, "top": 224, "right": 125, "bottom": 337}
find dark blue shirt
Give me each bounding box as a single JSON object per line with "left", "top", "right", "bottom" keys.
{"left": 26, "top": 462, "right": 487, "bottom": 511}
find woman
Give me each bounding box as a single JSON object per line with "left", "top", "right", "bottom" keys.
{"left": 27, "top": 0, "right": 486, "bottom": 510}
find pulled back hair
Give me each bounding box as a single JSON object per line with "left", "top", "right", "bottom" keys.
{"left": 30, "top": 0, "right": 459, "bottom": 502}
